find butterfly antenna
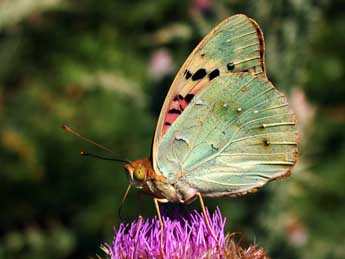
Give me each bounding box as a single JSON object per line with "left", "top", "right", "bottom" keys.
{"left": 62, "top": 124, "right": 115, "bottom": 154}
{"left": 80, "top": 151, "right": 130, "bottom": 163}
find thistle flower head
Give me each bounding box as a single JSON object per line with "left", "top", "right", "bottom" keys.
{"left": 105, "top": 207, "right": 269, "bottom": 259}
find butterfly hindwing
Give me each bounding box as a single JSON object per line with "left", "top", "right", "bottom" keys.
{"left": 156, "top": 74, "right": 298, "bottom": 196}
{"left": 152, "top": 14, "right": 266, "bottom": 172}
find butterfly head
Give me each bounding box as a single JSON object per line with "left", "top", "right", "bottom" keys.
{"left": 124, "top": 158, "right": 153, "bottom": 189}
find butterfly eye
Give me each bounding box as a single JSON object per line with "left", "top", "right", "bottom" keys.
{"left": 133, "top": 167, "right": 146, "bottom": 182}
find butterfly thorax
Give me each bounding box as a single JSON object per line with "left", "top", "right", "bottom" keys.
{"left": 124, "top": 158, "right": 197, "bottom": 203}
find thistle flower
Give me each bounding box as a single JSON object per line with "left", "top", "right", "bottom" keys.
{"left": 104, "top": 207, "right": 269, "bottom": 259}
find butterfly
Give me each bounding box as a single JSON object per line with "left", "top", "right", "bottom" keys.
{"left": 124, "top": 14, "right": 298, "bottom": 244}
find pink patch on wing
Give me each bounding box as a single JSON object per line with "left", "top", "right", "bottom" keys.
{"left": 162, "top": 94, "right": 195, "bottom": 135}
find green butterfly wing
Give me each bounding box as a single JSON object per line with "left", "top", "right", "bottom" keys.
{"left": 156, "top": 74, "right": 298, "bottom": 197}
{"left": 152, "top": 14, "right": 266, "bottom": 173}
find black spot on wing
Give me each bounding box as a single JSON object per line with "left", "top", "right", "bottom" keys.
{"left": 211, "top": 144, "right": 219, "bottom": 150}
{"left": 191, "top": 68, "right": 207, "bottom": 81}
{"left": 184, "top": 70, "right": 192, "bottom": 80}
{"left": 227, "top": 62, "right": 235, "bottom": 71}
{"left": 208, "top": 69, "right": 220, "bottom": 80}
{"left": 164, "top": 122, "right": 172, "bottom": 126}
{"left": 168, "top": 109, "right": 182, "bottom": 114}
{"left": 184, "top": 93, "right": 194, "bottom": 103}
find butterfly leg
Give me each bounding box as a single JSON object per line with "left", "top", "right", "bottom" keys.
{"left": 153, "top": 198, "right": 165, "bottom": 257}
{"left": 118, "top": 184, "right": 133, "bottom": 222}
{"left": 196, "top": 192, "right": 221, "bottom": 248}
{"left": 132, "top": 191, "right": 144, "bottom": 238}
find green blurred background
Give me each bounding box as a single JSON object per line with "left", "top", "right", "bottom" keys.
{"left": 1, "top": 0, "right": 344, "bottom": 258}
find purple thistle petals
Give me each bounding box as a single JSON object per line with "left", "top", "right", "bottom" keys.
{"left": 107, "top": 207, "right": 226, "bottom": 259}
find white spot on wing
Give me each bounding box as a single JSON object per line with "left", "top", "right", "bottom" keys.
{"left": 193, "top": 98, "right": 205, "bottom": 105}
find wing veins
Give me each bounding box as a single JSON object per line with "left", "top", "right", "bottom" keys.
{"left": 237, "top": 112, "right": 295, "bottom": 128}
{"left": 218, "top": 151, "right": 296, "bottom": 156}
{"left": 234, "top": 43, "right": 259, "bottom": 51}
{"left": 182, "top": 82, "right": 291, "bottom": 170}
{"left": 230, "top": 131, "right": 298, "bottom": 144}
{"left": 188, "top": 130, "right": 297, "bottom": 171}
{"left": 234, "top": 56, "right": 260, "bottom": 65}
{"left": 230, "top": 31, "right": 257, "bottom": 41}
{"left": 183, "top": 76, "right": 259, "bottom": 154}
{"left": 192, "top": 177, "right": 259, "bottom": 187}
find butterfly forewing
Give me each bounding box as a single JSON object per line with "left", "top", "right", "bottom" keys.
{"left": 156, "top": 74, "right": 298, "bottom": 196}
{"left": 152, "top": 14, "right": 266, "bottom": 173}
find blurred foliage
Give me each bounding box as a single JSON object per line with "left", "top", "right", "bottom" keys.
{"left": 0, "top": 0, "right": 344, "bottom": 259}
